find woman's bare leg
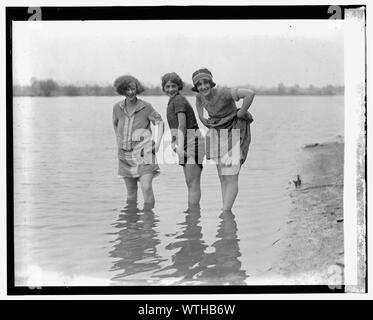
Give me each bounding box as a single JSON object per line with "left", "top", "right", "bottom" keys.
{"left": 216, "top": 165, "right": 227, "bottom": 207}
{"left": 139, "top": 173, "right": 155, "bottom": 204}
{"left": 222, "top": 174, "right": 239, "bottom": 211}
{"left": 123, "top": 177, "right": 138, "bottom": 202}
{"left": 216, "top": 164, "right": 239, "bottom": 211}
{"left": 183, "top": 164, "right": 202, "bottom": 206}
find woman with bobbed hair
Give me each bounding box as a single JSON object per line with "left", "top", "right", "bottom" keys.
{"left": 112, "top": 75, "right": 164, "bottom": 210}
{"left": 192, "top": 68, "right": 255, "bottom": 212}
{"left": 162, "top": 72, "right": 205, "bottom": 211}
{"left": 114, "top": 74, "right": 146, "bottom": 95}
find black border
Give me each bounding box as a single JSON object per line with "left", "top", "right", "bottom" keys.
{"left": 4, "top": 5, "right": 360, "bottom": 21}
{"left": 6, "top": 5, "right": 15, "bottom": 296}
{"left": 8, "top": 285, "right": 345, "bottom": 295}
{"left": 6, "top": 5, "right": 366, "bottom": 296}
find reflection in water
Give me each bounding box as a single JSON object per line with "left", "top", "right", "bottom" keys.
{"left": 109, "top": 201, "right": 164, "bottom": 284}
{"left": 14, "top": 96, "right": 344, "bottom": 286}
{"left": 157, "top": 208, "right": 248, "bottom": 285}
{"left": 156, "top": 205, "right": 208, "bottom": 283}
{"left": 109, "top": 201, "right": 248, "bottom": 285}
{"left": 199, "top": 210, "right": 248, "bottom": 285}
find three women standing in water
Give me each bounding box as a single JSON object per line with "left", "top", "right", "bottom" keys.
{"left": 112, "top": 68, "right": 255, "bottom": 212}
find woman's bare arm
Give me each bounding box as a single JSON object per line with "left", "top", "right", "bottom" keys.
{"left": 171, "top": 113, "right": 187, "bottom": 157}
{"left": 196, "top": 97, "right": 210, "bottom": 127}
{"left": 235, "top": 88, "right": 255, "bottom": 119}
{"left": 153, "top": 121, "right": 165, "bottom": 153}
{"left": 177, "top": 113, "right": 187, "bottom": 147}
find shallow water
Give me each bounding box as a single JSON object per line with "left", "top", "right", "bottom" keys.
{"left": 13, "top": 95, "right": 344, "bottom": 286}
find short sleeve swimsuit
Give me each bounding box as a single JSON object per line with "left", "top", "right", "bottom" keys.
{"left": 166, "top": 93, "right": 205, "bottom": 169}
{"left": 113, "top": 98, "right": 162, "bottom": 178}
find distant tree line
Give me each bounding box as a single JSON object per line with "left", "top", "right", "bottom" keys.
{"left": 13, "top": 78, "right": 344, "bottom": 97}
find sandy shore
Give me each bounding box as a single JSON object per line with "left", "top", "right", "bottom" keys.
{"left": 269, "top": 141, "right": 345, "bottom": 285}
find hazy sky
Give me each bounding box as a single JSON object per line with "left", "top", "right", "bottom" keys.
{"left": 13, "top": 19, "right": 344, "bottom": 87}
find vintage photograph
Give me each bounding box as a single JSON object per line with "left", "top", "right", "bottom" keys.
{"left": 9, "top": 6, "right": 366, "bottom": 292}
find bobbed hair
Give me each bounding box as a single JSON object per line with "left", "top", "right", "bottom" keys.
{"left": 161, "top": 72, "right": 184, "bottom": 91}
{"left": 113, "top": 75, "right": 145, "bottom": 95}
{"left": 191, "top": 68, "right": 216, "bottom": 92}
